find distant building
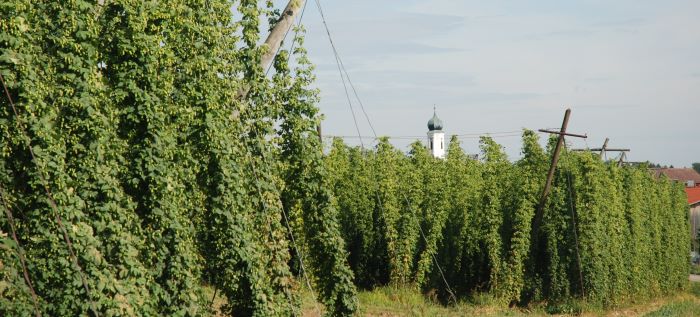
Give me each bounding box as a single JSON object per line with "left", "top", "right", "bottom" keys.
{"left": 653, "top": 168, "right": 700, "bottom": 188}
{"left": 654, "top": 168, "right": 700, "bottom": 247}
{"left": 688, "top": 187, "right": 700, "bottom": 251}
{"left": 427, "top": 109, "right": 445, "bottom": 159}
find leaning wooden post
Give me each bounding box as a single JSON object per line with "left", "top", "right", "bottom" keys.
{"left": 235, "top": 0, "right": 306, "bottom": 103}
{"left": 529, "top": 109, "right": 587, "bottom": 267}
{"left": 531, "top": 109, "right": 572, "bottom": 241}
{"left": 260, "top": 0, "right": 306, "bottom": 72}
{"left": 599, "top": 137, "right": 609, "bottom": 159}
{"left": 618, "top": 152, "right": 626, "bottom": 166}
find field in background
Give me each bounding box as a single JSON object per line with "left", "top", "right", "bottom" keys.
{"left": 299, "top": 281, "right": 700, "bottom": 317}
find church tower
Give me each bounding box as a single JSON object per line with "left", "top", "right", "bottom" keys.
{"left": 427, "top": 108, "right": 445, "bottom": 159}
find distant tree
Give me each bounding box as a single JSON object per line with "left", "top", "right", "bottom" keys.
{"left": 645, "top": 161, "right": 663, "bottom": 168}
{"left": 693, "top": 162, "right": 700, "bottom": 174}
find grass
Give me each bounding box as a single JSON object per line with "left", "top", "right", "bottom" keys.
{"left": 641, "top": 283, "right": 700, "bottom": 316}
{"left": 639, "top": 283, "right": 700, "bottom": 317}
{"left": 299, "top": 280, "right": 700, "bottom": 316}
{"left": 644, "top": 301, "right": 700, "bottom": 317}
{"left": 207, "top": 277, "right": 700, "bottom": 316}
{"left": 356, "top": 286, "right": 540, "bottom": 316}
{"left": 301, "top": 285, "right": 536, "bottom": 316}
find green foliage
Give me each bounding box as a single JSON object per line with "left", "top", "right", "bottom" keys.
{"left": 409, "top": 141, "right": 449, "bottom": 287}
{"left": 644, "top": 300, "right": 700, "bottom": 317}
{"left": 438, "top": 136, "right": 482, "bottom": 298}
{"left": 326, "top": 131, "right": 690, "bottom": 308}
{"left": 0, "top": 231, "right": 36, "bottom": 317}
{"left": 326, "top": 139, "right": 381, "bottom": 288}
{"left": 373, "top": 138, "right": 407, "bottom": 285}
{"left": 0, "top": 0, "right": 689, "bottom": 314}
{"left": 496, "top": 130, "right": 546, "bottom": 303}
{"left": 274, "top": 31, "right": 357, "bottom": 316}
{"left": 1, "top": 0, "right": 356, "bottom": 316}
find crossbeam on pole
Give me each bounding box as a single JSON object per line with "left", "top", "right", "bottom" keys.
{"left": 530, "top": 108, "right": 588, "bottom": 299}
{"left": 537, "top": 129, "right": 588, "bottom": 139}
{"left": 530, "top": 108, "right": 587, "bottom": 255}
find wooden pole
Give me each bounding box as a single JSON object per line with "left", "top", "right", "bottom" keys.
{"left": 617, "top": 151, "right": 629, "bottom": 166}
{"left": 234, "top": 0, "right": 306, "bottom": 114}
{"left": 529, "top": 108, "right": 587, "bottom": 267}
{"left": 537, "top": 129, "right": 587, "bottom": 139}
{"left": 261, "top": 0, "right": 305, "bottom": 73}
{"left": 531, "top": 109, "right": 571, "bottom": 241}
{"left": 599, "top": 137, "right": 609, "bottom": 159}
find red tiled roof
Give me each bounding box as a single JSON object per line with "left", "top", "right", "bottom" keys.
{"left": 687, "top": 187, "right": 700, "bottom": 205}
{"left": 653, "top": 168, "right": 700, "bottom": 184}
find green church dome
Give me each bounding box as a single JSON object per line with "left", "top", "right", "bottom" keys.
{"left": 427, "top": 110, "right": 443, "bottom": 131}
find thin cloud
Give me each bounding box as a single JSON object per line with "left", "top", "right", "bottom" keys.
{"left": 303, "top": 0, "right": 700, "bottom": 167}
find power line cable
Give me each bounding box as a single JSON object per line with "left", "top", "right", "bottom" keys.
{"left": 312, "top": 0, "right": 457, "bottom": 300}
{"left": 329, "top": 42, "right": 377, "bottom": 137}
{"left": 245, "top": 139, "right": 317, "bottom": 315}
{"left": 566, "top": 171, "right": 585, "bottom": 299}
{"left": 324, "top": 130, "right": 538, "bottom": 140}
{"left": 313, "top": 0, "right": 534, "bottom": 148}
{"left": 400, "top": 193, "right": 458, "bottom": 303}
{"left": 244, "top": 4, "right": 322, "bottom": 312}
{"left": 313, "top": 0, "right": 365, "bottom": 149}
{"left": 311, "top": 0, "right": 377, "bottom": 137}
{"left": 343, "top": 68, "right": 377, "bottom": 137}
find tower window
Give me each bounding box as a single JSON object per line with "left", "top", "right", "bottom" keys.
{"left": 441, "top": 140, "right": 443, "bottom": 149}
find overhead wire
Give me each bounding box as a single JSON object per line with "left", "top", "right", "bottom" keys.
{"left": 251, "top": 1, "right": 323, "bottom": 314}
{"left": 325, "top": 134, "right": 521, "bottom": 139}
{"left": 311, "top": 1, "right": 378, "bottom": 138}
{"left": 313, "top": 0, "right": 457, "bottom": 302}
{"left": 323, "top": 130, "right": 539, "bottom": 140}
{"left": 245, "top": 141, "right": 312, "bottom": 315}
{"left": 566, "top": 171, "right": 585, "bottom": 299}
{"left": 560, "top": 139, "right": 585, "bottom": 299}
{"left": 312, "top": 0, "right": 365, "bottom": 149}
{"left": 319, "top": 20, "right": 378, "bottom": 137}
{"left": 401, "top": 193, "right": 458, "bottom": 303}
{"left": 343, "top": 67, "right": 378, "bottom": 137}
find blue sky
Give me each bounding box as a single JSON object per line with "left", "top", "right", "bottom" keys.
{"left": 276, "top": 0, "right": 700, "bottom": 166}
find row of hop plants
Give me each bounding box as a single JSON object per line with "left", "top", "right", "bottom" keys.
{"left": 1, "top": 0, "right": 355, "bottom": 316}
{"left": 324, "top": 132, "right": 689, "bottom": 308}
{"left": 0, "top": 1, "right": 689, "bottom": 315}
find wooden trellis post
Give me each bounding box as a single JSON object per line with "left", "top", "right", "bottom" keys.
{"left": 531, "top": 109, "right": 587, "bottom": 241}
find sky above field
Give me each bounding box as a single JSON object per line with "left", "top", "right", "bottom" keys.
{"left": 276, "top": 0, "right": 700, "bottom": 167}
